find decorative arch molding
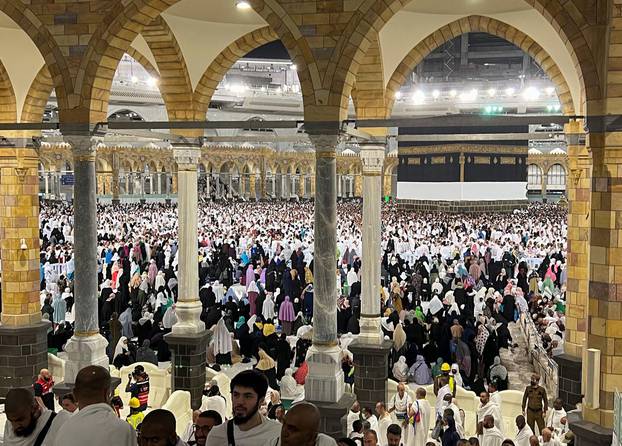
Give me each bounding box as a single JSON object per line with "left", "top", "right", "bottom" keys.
{"left": 385, "top": 15, "right": 575, "bottom": 116}
{"left": 20, "top": 46, "right": 160, "bottom": 125}
{"left": 192, "top": 26, "right": 278, "bottom": 120}
{"left": 0, "top": 59, "right": 17, "bottom": 124}
{"left": 141, "top": 15, "right": 193, "bottom": 121}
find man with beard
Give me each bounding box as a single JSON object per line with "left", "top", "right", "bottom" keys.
{"left": 263, "top": 402, "right": 336, "bottom": 446}
{"left": 206, "top": 369, "right": 281, "bottom": 446}
{"left": 4, "top": 388, "right": 70, "bottom": 446}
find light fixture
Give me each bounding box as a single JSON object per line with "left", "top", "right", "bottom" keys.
{"left": 459, "top": 89, "right": 477, "bottom": 102}
{"left": 487, "top": 88, "right": 496, "bottom": 97}
{"left": 412, "top": 90, "right": 425, "bottom": 105}
{"left": 394, "top": 91, "right": 402, "bottom": 100}
{"left": 236, "top": 0, "right": 252, "bottom": 9}
{"left": 522, "top": 86, "right": 540, "bottom": 101}
{"left": 290, "top": 64, "right": 297, "bottom": 71}
{"left": 432, "top": 90, "right": 440, "bottom": 99}
{"left": 20, "top": 238, "right": 27, "bottom": 250}
{"left": 449, "top": 89, "right": 457, "bottom": 98}
{"left": 147, "top": 77, "right": 158, "bottom": 87}
{"left": 505, "top": 87, "right": 515, "bottom": 96}
{"left": 131, "top": 76, "right": 138, "bottom": 84}
{"left": 546, "top": 87, "right": 555, "bottom": 95}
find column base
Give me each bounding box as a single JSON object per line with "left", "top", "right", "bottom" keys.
{"left": 307, "top": 392, "right": 356, "bottom": 439}
{"left": 349, "top": 339, "right": 393, "bottom": 411}
{"left": 171, "top": 301, "right": 205, "bottom": 335}
{"left": 568, "top": 412, "right": 613, "bottom": 446}
{"left": 554, "top": 353, "right": 582, "bottom": 411}
{"left": 304, "top": 344, "right": 345, "bottom": 403}
{"left": 0, "top": 321, "right": 50, "bottom": 400}
{"left": 63, "top": 333, "right": 109, "bottom": 385}
{"left": 165, "top": 330, "right": 211, "bottom": 410}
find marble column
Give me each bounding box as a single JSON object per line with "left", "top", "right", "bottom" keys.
{"left": 62, "top": 135, "right": 109, "bottom": 384}
{"left": 349, "top": 144, "right": 393, "bottom": 411}
{"left": 358, "top": 145, "right": 385, "bottom": 343}
{"left": 298, "top": 174, "right": 305, "bottom": 197}
{"left": 165, "top": 142, "right": 208, "bottom": 410}
{"left": 249, "top": 174, "right": 256, "bottom": 200}
{"left": 305, "top": 133, "right": 342, "bottom": 400}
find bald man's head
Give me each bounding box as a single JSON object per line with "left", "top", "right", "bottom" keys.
{"left": 281, "top": 402, "right": 321, "bottom": 446}
{"left": 74, "top": 365, "right": 111, "bottom": 409}
{"left": 5, "top": 389, "right": 40, "bottom": 438}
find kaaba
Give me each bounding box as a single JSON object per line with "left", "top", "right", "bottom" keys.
{"left": 397, "top": 124, "right": 529, "bottom": 212}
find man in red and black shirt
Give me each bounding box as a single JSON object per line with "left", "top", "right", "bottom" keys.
{"left": 33, "top": 368, "right": 55, "bottom": 411}
{"left": 125, "top": 365, "right": 150, "bottom": 411}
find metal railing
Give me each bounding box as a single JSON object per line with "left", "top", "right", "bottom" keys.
{"left": 519, "top": 312, "right": 559, "bottom": 398}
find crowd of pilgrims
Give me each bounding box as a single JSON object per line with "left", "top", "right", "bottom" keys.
{"left": 32, "top": 199, "right": 569, "bottom": 442}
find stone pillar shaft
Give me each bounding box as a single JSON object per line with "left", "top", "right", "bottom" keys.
{"left": 172, "top": 145, "right": 204, "bottom": 334}
{"left": 62, "top": 135, "right": 108, "bottom": 384}
{"left": 359, "top": 145, "right": 385, "bottom": 344}
{"left": 564, "top": 120, "right": 590, "bottom": 358}
{"left": 312, "top": 136, "right": 338, "bottom": 346}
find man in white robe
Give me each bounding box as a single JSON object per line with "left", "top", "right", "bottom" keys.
{"left": 375, "top": 402, "right": 393, "bottom": 446}
{"left": 481, "top": 415, "right": 504, "bottom": 446}
{"left": 545, "top": 399, "right": 567, "bottom": 435}
{"left": 347, "top": 401, "right": 361, "bottom": 436}
{"left": 477, "top": 392, "right": 504, "bottom": 436}
{"left": 515, "top": 415, "right": 534, "bottom": 446}
{"left": 53, "top": 366, "right": 137, "bottom": 446}
{"left": 406, "top": 388, "right": 432, "bottom": 446}
{"left": 442, "top": 394, "right": 465, "bottom": 438}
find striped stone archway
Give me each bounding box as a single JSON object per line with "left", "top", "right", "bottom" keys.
{"left": 385, "top": 15, "right": 576, "bottom": 116}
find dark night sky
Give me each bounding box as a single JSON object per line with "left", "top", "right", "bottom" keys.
{"left": 244, "top": 40, "right": 290, "bottom": 59}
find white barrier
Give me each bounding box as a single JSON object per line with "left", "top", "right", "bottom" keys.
{"left": 162, "top": 391, "right": 193, "bottom": 436}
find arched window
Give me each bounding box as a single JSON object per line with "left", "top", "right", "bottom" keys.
{"left": 527, "top": 164, "right": 542, "bottom": 186}
{"left": 547, "top": 164, "right": 566, "bottom": 186}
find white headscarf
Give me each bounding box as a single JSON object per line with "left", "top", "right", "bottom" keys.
{"left": 213, "top": 318, "right": 233, "bottom": 355}
{"left": 262, "top": 293, "right": 276, "bottom": 320}
{"left": 113, "top": 336, "right": 128, "bottom": 359}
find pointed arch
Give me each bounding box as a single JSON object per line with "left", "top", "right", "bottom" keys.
{"left": 385, "top": 16, "right": 576, "bottom": 116}
{"left": 142, "top": 15, "right": 193, "bottom": 121}
{"left": 0, "top": 59, "right": 17, "bottom": 123}
{"left": 192, "top": 26, "right": 278, "bottom": 120}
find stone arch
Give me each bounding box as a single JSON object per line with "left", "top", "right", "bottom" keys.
{"left": 351, "top": 32, "right": 387, "bottom": 119}
{"left": 193, "top": 26, "right": 279, "bottom": 120}
{"left": 142, "top": 15, "right": 193, "bottom": 121}
{"left": 0, "top": 2, "right": 72, "bottom": 112}
{"left": 0, "top": 59, "right": 16, "bottom": 124}
{"left": 20, "top": 46, "right": 158, "bottom": 124}
{"left": 76, "top": 0, "right": 309, "bottom": 123}
{"left": 344, "top": 2, "right": 600, "bottom": 119}
{"left": 125, "top": 47, "right": 159, "bottom": 79}
{"left": 385, "top": 16, "right": 576, "bottom": 116}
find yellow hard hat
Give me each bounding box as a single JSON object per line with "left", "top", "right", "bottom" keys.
{"left": 441, "top": 363, "right": 451, "bottom": 372}
{"left": 129, "top": 397, "right": 140, "bottom": 409}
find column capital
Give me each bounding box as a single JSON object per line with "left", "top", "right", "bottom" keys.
{"left": 65, "top": 135, "right": 100, "bottom": 161}
{"left": 359, "top": 144, "right": 385, "bottom": 175}
{"left": 172, "top": 142, "right": 201, "bottom": 170}
{"left": 309, "top": 133, "right": 345, "bottom": 154}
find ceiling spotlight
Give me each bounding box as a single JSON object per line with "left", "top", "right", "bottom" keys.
{"left": 505, "top": 87, "right": 515, "bottom": 96}
{"left": 449, "top": 89, "right": 457, "bottom": 98}
{"left": 546, "top": 87, "right": 555, "bottom": 95}
{"left": 459, "top": 89, "right": 478, "bottom": 102}
{"left": 487, "top": 88, "right": 496, "bottom": 97}
{"left": 147, "top": 77, "right": 158, "bottom": 87}
{"left": 432, "top": 90, "right": 440, "bottom": 99}
{"left": 131, "top": 76, "right": 138, "bottom": 84}
{"left": 290, "top": 64, "right": 297, "bottom": 71}
{"left": 522, "top": 86, "right": 540, "bottom": 101}
{"left": 395, "top": 91, "right": 402, "bottom": 100}
{"left": 236, "top": 0, "right": 252, "bottom": 9}
{"left": 412, "top": 90, "right": 425, "bottom": 105}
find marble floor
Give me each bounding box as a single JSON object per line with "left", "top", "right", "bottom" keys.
{"left": 501, "top": 321, "right": 536, "bottom": 391}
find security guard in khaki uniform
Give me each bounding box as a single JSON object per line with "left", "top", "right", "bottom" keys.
{"left": 521, "top": 373, "right": 548, "bottom": 435}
